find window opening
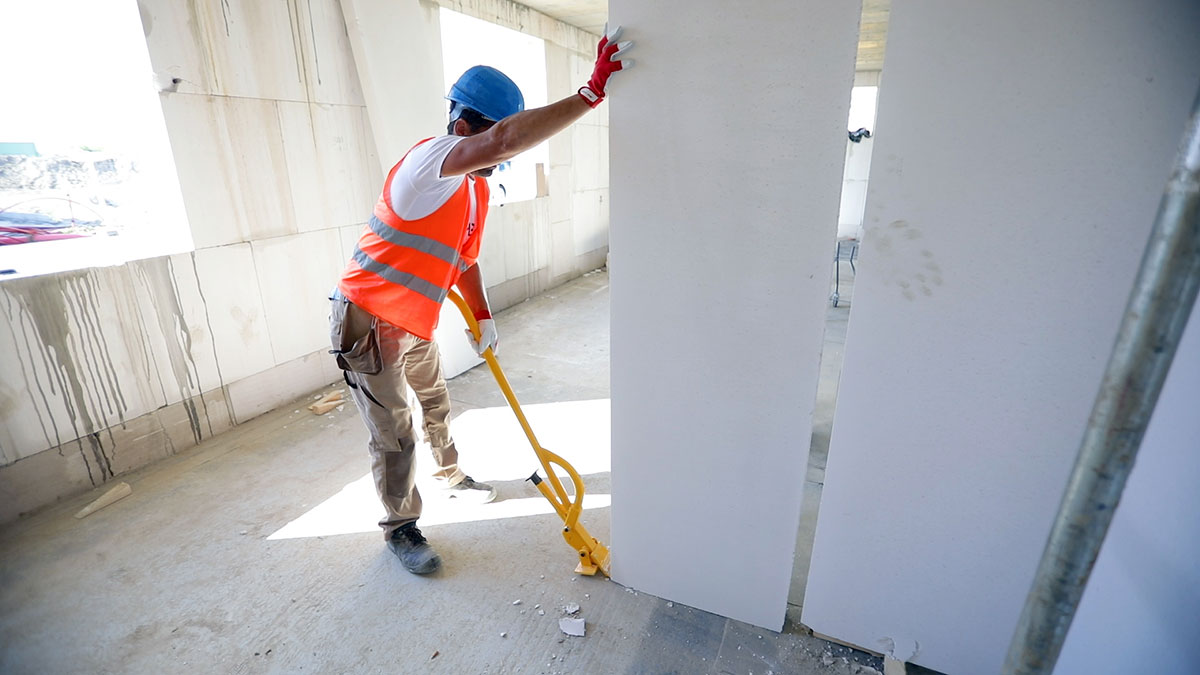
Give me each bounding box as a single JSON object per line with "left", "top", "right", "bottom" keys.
{"left": 0, "top": 0, "right": 191, "bottom": 280}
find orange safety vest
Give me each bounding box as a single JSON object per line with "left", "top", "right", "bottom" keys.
{"left": 337, "top": 138, "right": 489, "bottom": 340}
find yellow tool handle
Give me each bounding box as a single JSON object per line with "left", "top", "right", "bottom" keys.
{"left": 446, "top": 290, "right": 610, "bottom": 576}
{"left": 532, "top": 447, "right": 590, "bottom": 527}
{"left": 446, "top": 291, "right": 572, "bottom": 506}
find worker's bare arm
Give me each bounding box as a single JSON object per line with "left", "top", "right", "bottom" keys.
{"left": 441, "top": 95, "right": 593, "bottom": 177}
{"left": 455, "top": 262, "right": 490, "bottom": 318}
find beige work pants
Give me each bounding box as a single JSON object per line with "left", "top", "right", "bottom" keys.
{"left": 329, "top": 296, "right": 467, "bottom": 539}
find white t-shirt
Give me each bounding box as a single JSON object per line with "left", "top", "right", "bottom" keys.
{"left": 389, "top": 135, "right": 475, "bottom": 221}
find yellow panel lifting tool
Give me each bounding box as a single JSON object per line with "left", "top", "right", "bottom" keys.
{"left": 447, "top": 291, "right": 611, "bottom": 577}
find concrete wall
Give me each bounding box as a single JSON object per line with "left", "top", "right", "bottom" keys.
{"left": 608, "top": 1, "right": 861, "bottom": 631}
{"left": 1056, "top": 296, "right": 1200, "bottom": 673}
{"left": 801, "top": 2, "right": 1200, "bottom": 672}
{"left": 0, "top": 0, "right": 609, "bottom": 523}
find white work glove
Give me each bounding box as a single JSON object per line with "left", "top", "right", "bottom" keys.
{"left": 466, "top": 318, "right": 499, "bottom": 356}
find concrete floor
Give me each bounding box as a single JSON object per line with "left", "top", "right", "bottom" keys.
{"left": 0, "top": 265, "right": 901, "bottom": 675}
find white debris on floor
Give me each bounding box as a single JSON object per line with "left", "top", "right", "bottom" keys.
{"left": 559, "top": 617, "right": 585, "bottom": 637}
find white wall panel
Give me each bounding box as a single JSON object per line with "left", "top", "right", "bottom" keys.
{"left": 311, "top": 103, "right": 381, "bottom": 228}
{"left": 160, "top": 253, "right": 230, "bottom": 399}
{"left": 571, "top": 124, "right": 603, "bottom": 191}
{"left": 433, "top": 301, "right": 482, "bottom": 379}
{"left": 571, "top": 191, "right": 603, "bottom": 255}
{"left": 278, "top": 101, "right": 328, "bottom": 234}
{"left": 338, "top": 224, "right": 365, "bottom": 264}
{"left": 609, "top": 0, "right": 860, "bottom": 631}
{"left": 160, "top": 95, "right": 298, "bottom": 248}
{"left": 252, "top": 230, "right": 346, "bottom": 364}
{"left": 139, "top": 0, "right": 214, "bottom": 96}
{"left": 278, "top": 102, "right": 376, "bottom": 234}
{"left": 598, "top": 131, "right": 609, "bottom": 190}
{"left": 498, "top": 200, "right": 540, "bottom": 281}
{"left": 196, "top": 0, "right": 308, "bottom": 101}
{"left": 548, "top": 169, "right": 571, "bottom": 224}
{"left": 226, "top": 352, "right": 336, "bottom": 424}
{"left": 802, "top": 2, "right": 1200, "bottom": 672}
{"left": 144, "top": 0, "right": 307, "bottom": 101}
{"left": 476, "top": 208, "right": 508, "bottom": 290}
{"left": 190, "top": 244, "right": 276, "bottom": 384}
{"left": 298, "top": 0, "right": 368, "bottom": 106}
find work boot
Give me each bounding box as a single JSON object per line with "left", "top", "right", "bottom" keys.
{"left": 388, "top": 523, "right": 441, "bottom": 574}
{"left": 444, "top": 476, "right": 497, "bottom": 503}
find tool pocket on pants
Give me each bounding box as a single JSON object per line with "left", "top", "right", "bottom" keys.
{"left": 329, "top": 296, "right": 382, "bottom": 375}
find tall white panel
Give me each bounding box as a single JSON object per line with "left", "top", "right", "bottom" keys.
{"left": 608, "top": 1, "right": 860, "bottom": 630}
{"left": 802, "top": 2, "right": 1200, "bottom": 672}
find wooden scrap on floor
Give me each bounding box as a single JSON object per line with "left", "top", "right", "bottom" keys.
{"left": 308, "top": 389, "right": 345, "bottom": 415}
{"left": 74, "top": 482, "right": 132, "bottom": 519}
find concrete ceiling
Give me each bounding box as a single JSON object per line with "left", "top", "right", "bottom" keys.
{"left": 515, "top": 0, "right": 890, "bottom": 72}
{"left": 856, "top": 0, "right": 890, "bottom": 71}
{"left": 516, "top": 0, "right": 608, "bottom": 35}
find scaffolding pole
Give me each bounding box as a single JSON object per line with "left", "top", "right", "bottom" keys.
{"left": 1003, "top": 87, "right": 1200, "bottom": 675}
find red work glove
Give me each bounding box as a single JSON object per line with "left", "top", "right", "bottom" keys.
{"left": 578, "top": 24, "right": 634, "bottom": 108}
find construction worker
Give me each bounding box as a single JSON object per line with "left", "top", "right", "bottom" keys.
{"left": 329, "top": 26, "right": 634, "bottom": 574}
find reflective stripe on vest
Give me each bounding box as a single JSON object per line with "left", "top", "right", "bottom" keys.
{"left": 336, "top": 138, "right": 488, "bottom": 340}
{"left": 350, "top": 245, "right": 446, "bottom": 304}
{"left": 366, "top": 215, "right": 462, "bottom": 274}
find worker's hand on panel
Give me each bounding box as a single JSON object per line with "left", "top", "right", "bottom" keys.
{"left": 466, "top": 318, "right": 499, "bottom": 356}
{"left": 577, "top": 23, "right": 634, "bottom": 108}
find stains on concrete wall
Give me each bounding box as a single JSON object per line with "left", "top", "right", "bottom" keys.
{"left": 0, "top": 256, "right": 226, "bottom": 486}
{"left": 133, "top": 256, "right": 217, "bottom": 447}
{"left": 3, "top": 272, "right": 123, "bottom": 484}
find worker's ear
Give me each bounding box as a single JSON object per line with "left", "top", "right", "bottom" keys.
{"left": 452, "top": 118, "right": 472, "bottom": 137}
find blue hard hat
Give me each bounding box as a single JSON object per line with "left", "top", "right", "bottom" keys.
{"left": 447, "top": 65, "right": 525, "bottom": 122}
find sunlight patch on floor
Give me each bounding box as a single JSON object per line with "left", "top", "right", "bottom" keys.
{"left": 448, "top": 398, "right": 611, "bottom": 479}
{"left": 268, "top": 399, "right": 611, "bottom": 541}
{"left": 267, "top": 472, "right": 611, "bottom": 540}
